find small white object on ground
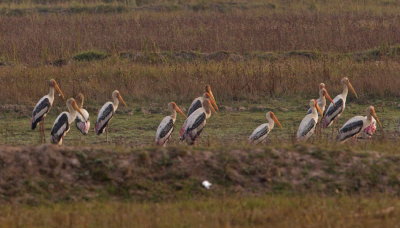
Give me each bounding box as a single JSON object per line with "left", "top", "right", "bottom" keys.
{"left": 202, "top": 180, "right": 212, "bottom": 189}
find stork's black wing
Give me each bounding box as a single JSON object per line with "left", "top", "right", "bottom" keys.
{"left": 159, "top": 119, "right": 174, "bottom": 139}
{"left": 338, "top": 120, "right": 364, "bottom": 141}
{"left": 300, "top": 119, "right": 316, "bottom": 137}
{"left": 325, "top": 99, "right": 343, "bottom": 120}
{"left": 187, "top": 100, "right": 202, "bottom": 116}
{"left": 51, "top": 113, "right": 69, "bottom": 144}
{"left": 31, "top": 97, "right": 51, "bottom": 129}
{"left": 251, "top": 126, "right": 269, "bottom": 141}
{"left": 188, "top": 112, "right": 206, "bottom": 132}
{"left": 95, "top": 104, "right": 114, "bottom": 135}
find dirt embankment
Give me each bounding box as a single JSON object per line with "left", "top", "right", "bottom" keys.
{"left": 0, "top": 144, "right": 399, "bottom": 204}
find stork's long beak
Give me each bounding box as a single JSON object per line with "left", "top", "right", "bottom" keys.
{"left": 315, "top": 101, "right": 323, "bottom": 116}
{"left": 209, "top": 101, "right": 217, "bottom": 113}
{"left": 371, "top": 112, "right": 383, "bottom": 128}
{"left": 55, "top": 82, "right": 65, "bottom": 100}
{"left": 175, "top": 105, "right": 187, "bottom": 118}
{"left": 324, "top": 89, "right": 334, "bottom": 105}
{"left": 208, "top": 97, "right": 218, "bottom": 113}
{"left": 347, "top": 82, "right": 358, "bottom": 99}
{"left": 72, "top": 101, "right": 87, "bottom": 121}
{"left": 209, "top": 91, "right": 219, "bottom": 111}
{"left": 271, "top": 113, "right": 282, "bottom": 128}
{"left": 118, "top": 94, "right": 127, "bottom": 106}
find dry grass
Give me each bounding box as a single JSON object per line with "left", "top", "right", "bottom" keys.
{"left": 0, "top": 195, "right": 399, "bottom": 227}
{"left": 1, "top": 10, "right": 400, "bottom": 63}
{"left": 1, "top": 58, "right": 400, "bottom": 105}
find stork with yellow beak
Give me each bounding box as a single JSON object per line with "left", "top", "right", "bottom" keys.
{"left": 307, "top": 83, "right": 334, "bottom": 115}
{"left": 337, "top": 106, "right": 382, "bottom": 142}
{"left": 95, "top": 90, "right": 127, "bottom": 141}
{"left": 322, "top": 77, "right": 358, "bottom": 128}
{"left": 50, "top": 98, "right": 86, "bottom": 145}
{"left": 248, "top": 111, "right": 282, "bottom": 144}
{"left": 31, "top": 79, "right": 65, "bottom": 143}
{"left": 75, "top": 93, "right": 90, "bottom": 135}
{"left": 155, "top": 102, "right": 187, "bottom": 146}
{"left": 179, "top": 92, "right": 217, "bottom": 138}
{"left": 187, "top": 85, "right": 218, "bottom": 116}
{"left": 181, "top": 98, "right": 217, "bottom": 145}
{"left": 297, "top": 99, "right": 323, "bottom": 141}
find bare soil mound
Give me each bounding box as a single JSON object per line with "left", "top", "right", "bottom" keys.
{"left": 0, "top": 144, "right": 399, "bottom": 204}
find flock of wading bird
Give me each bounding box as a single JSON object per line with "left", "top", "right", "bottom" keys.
{"left": 30, "top": 77, "right": 381, "bottom": 146}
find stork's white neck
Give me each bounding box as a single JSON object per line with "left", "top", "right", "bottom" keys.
{"left": 67, "top": 104, "right": 78, "bottom": 123}
{"left": 48, "top": 86, "right": 55, "bottom": 98}
{"left": 319, "top": 90, "right": 325, "bottom": 101}
{"left": 341, "top": 84, "right": 349, "bottom": 98}
{"left": 266, "top": 115, "right": 275, "bottom": 129}
{"left": 170, "top": 109, "right": 177, "bottom": 121}
{"left": 112, "top": 96, "right": 119, "bottom": 109}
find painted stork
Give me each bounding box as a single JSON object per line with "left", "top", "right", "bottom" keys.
{"left": 337, "top": 106, "right": 382, "bottom": 142}
{"left": 322, "top": 77, "right": 358, "bottom": 128}
{"left": 155, "top": 102, "right": 186, "bottom": 146}
{"left": 297, "top": 99, "right": 323, "bottom": 141}
{"left": 31, "top": 79, "right": 65, "bottom": 143}
{"left": 75, "top": 93, "right": 90, "bottom": 135}
{"left": 187, "top": 85, "right": 218, "bottom": 116}
{"left": 179, "top": 92, "right": 217, "bottom": 138}
{"left": 306, "top": 83, "right": 334, "bottom": 115}
{"left": 50, "top": 98, "right": 86, "bottom": 145}
{"left": 248, "top": 111, "right": 282, "bottom": 144}
{"left": 180, "top": 98, "right": 217, "bottom": 145}
{"left": 94, "top": 90, "right": 127, "bottom": 141}
{"left": 360, "top": 117, "right": 377, "bottom": 139}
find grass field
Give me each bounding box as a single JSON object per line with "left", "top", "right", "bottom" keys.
{"left": 0, "top": 195, "right": 399, "bottom": 228}
{"left": 2, "top": 0, "right": 400, "bottom": 227}
{"left": 1, "top": 98, "right": 399, "bottom": 146}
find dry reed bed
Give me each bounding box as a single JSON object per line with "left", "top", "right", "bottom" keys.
{"left": 1, "top": 11, "right": 400, "bottom": 63}
{"left": 1, "top": 58, "right": 399, "bottom": 105}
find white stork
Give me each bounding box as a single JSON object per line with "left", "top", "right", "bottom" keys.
{"left": 50, "top": 98, "right": 86, "bottom": 145}
{"left": 187, "top": 85, "right": 218, "bottom": 116}
{"left": 95, "top": 90, "right": 127, "bottom": 141}
{"left": 248, "top": 111, "right": 282, "bottom": 144}
{"left": 155, "top": 102, "right": 186, "bottom": 146}
{"left": 180, "top": 98, "right": 217, "bottom": 145}
{"left": 297, "top": 99, "right": 323, "bottom": 141}
{"left": 306, "top": 83, "right": 334, "bottom": 115}
{"left": 337, "top": 106, "right": 382, "bottom": 142}
{"left": 31, "top": 79, "right": 65, "bottom": 143}
{"left": 322, "top": 77, "right": 358, "bottom": 128}
{"left": 75, "top": 93, "right": 90, "bottom": 135}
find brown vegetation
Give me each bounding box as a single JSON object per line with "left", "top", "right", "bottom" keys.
{"left": 1, "top": 57, "right": 400, "bottom": 105}
{"left": 1, "top": 11, "right": 400, "bottom": 64}
{"left": 1, "top": 144, "right": 400, "bottom": 204}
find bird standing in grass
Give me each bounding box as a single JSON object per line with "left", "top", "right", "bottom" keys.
{"left": 180, "top": 92, "right": 218, "bottom": 138}
{"left": 322, "top": 77, "right": 358, "bottom": 128}
{"left": 155, "top": 102, "right": 186, "bottom": 146}
{"left": 95, "top": 90, "right": 127, "bottom": 142}
{"left": 187, "top": 85, "right": 218, "bottom": 116}
{"left": 248, "top": 111, "right": 282, "bottom": 144}
{"left": 50, "top": 98, "right": 86, "bottom": 145}
{"left": 75, "top": 93, "right": 90, "bottom": 135}
{"left": 337, "top": 106, "right": 382, "bottom": 142}
{"left": 31, "top": 79, "right": 65, "bottom": 143}
{"left": 307, "top": 83, "right": 334, "bottom": 115}
{"left": 297, "top": 99, "right": 323, "bottom": 141}
{"left": 181, "top": 98, "right": 217, "bottom": 145}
